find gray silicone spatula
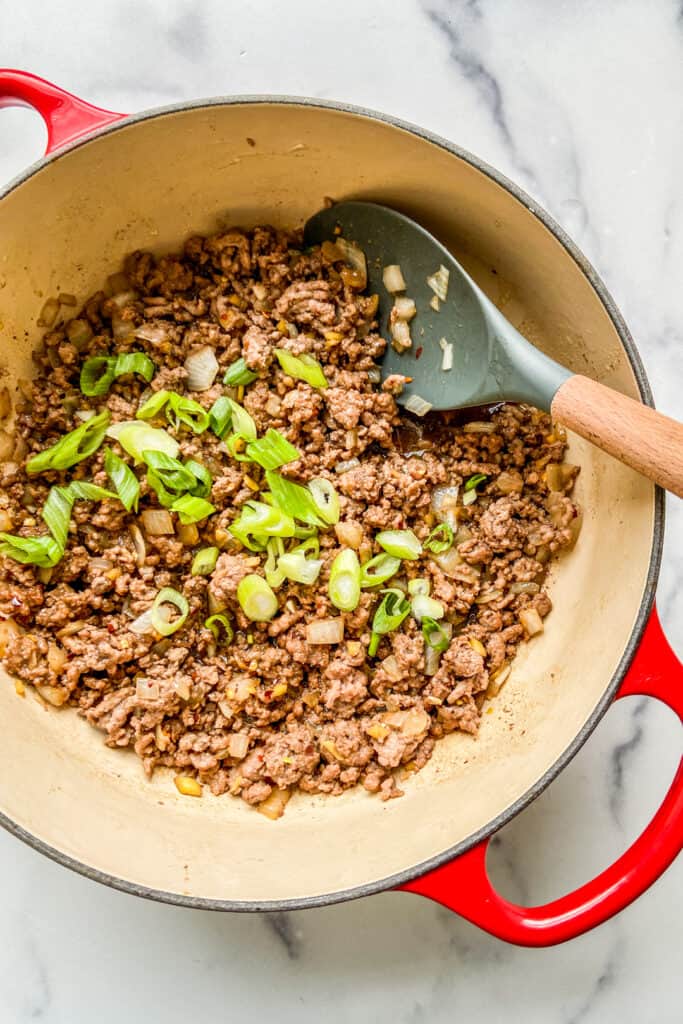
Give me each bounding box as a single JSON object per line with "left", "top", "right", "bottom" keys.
{"left": 304, "top": 200, "right": 683, "bottom": 498}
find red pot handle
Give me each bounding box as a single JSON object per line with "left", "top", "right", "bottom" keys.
{"left": 399, "top": 605, "right": 683, "bottom": 946}
{"left": 0, "top": 69, "right": 125, "bottom": 154}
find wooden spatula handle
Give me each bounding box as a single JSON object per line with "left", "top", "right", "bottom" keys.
{"left": 551, "top": 375, "right": 683, "bottom": 497}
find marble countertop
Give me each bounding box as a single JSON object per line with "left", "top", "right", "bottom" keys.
{"left": 0, "top": 1, "right": 682, "bottom": 1020}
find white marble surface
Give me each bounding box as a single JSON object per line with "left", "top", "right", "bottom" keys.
{"left": 1, "top": 1, "right": 682, "bottom": 1020}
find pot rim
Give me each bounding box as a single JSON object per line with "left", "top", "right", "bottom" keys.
{"left": 0, "top": 93, "right": 665, "bottom": 913}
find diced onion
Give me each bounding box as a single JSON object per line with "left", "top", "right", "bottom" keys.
{"left": 140, "top": 509, "right": 174, "bottom": 535}
{"left": 510, "top": 582, "right": 540, "bottom": 595}
{"left": 367, "top": 367, "right": 381, "bottom": 384}
{"left": 426, "top": 264, "right": 450, "bottom": 302}
{"left": 390, "top": 320, "right": 412, "bottom": 352}
{"left": 306, "top": 618, "right": 344, "bottom": 645}
{"left": 37, "top": 297, "right": 60, "bottom": 328}
{"left": 185, "top": 346, "right": 219, "bottom": 391}
{"left": 463, "top": 421, "right": 495, "bottom": 434}
{"left": 393, "top": 296, "right": 416, "bottom": 321}
{"left": 380, "top": 654, "right": 403, "bottom": 682}
{"left": 439, "top": 337, "right": 453, "bottom": 371}
{"left": 257, "top": 788, "right": 290, "bottom": 820}
{"left": 335, "top": 237, "right": 368, "bottom": 289}
{"left": 519, "top": 607, "right": 544, "bottom": 636}
{"left": 334, "top": 458, "right": 360, "bottom": 474}
{"left": 228, "top": 732, "right": 249, "bottom": 759}
{"left": 462, "top": 489, "right": 478, "bottom": 507}
{"left": 383, "top": 265, "right": 406, "bottom": 294}
{"left": 411, "top": 594, "right": 445, "bottom": 622}
{"left": 429, "top": 295, "right": 441, "bottom": 312}
{"left": 136, "top": 678, "right": 160, "bottom": 700}
{"left": 404, "top": 394, "right": 432, "bottom": 417}
{"left": 128, "top": 523, "right": 147, "bottom": 566}
{"left": 334, "top": 521, "right": 363, "bottom": 549}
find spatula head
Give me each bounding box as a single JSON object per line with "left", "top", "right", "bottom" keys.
{"left": 304, "top": 201, "right": 568, "bottom": 412}
{"left": 304, "top": 201, "right": 491, "bottom": 411}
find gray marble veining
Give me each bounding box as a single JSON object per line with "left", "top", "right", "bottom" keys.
{"left": 0, "top": 1, "right": 681, "bottom": 1021}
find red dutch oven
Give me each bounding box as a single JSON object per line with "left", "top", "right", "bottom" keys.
{"left": 0, "top": 71, "right": 681, "bottom": 947}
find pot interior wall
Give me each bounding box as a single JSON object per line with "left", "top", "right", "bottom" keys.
{"left": 0, "top": 102, "right": 655, "bottom": 902}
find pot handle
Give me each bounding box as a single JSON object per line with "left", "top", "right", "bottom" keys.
{"left": 399, "top": 605, "right": 683, "bottom": 946}
{"left": 0, "top": 70, "right": 125, "bottom": 154}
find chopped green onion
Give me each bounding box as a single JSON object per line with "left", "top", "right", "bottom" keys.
{"left": 170, "top": 494, "right": 215, "bottom": 524}
{"left": 368, "top": 588, "right": 411, "bottom": 656}
{"left": 42, "top": 485, "right": 74, "bottom": 549}
{"left": 209, "top": 396, "right": 232, "bottom": 439}
{"left": 26, "top": 410, "right": 110, "bottom": 474}
{"left": 424, "top": 523, "right": 453, "bottom": 553}
{"left": 308, "top": 477, "right": 340, "bottom": 525}
{"left": 464, "top": 473, "right": 488, "bottom": 492}
{"left": 462, "top": 489, "right": 478, "bottom": 507}
{"left": 137, "top": 389, "right": 172, "bottom": 419}
{"left": 226, "top": 398, "right": 257, "bottom": 441}
{"left": 246, "top": 429, "right": 300, "bottom": 470}
{"left": 360, "top": 552, "right": 401, "bottom": 588}
{"left": 191, "top": 546, "right": 219, "bottom": 576}
{"left": 224, "top": 357, "right": 258, "bottom": 387}
{"left": 264, "top": 537, "right": 286, "bottom": 588}
{"left": 79, "top": 356, "right": 116, "bottom": 397}
{"left": 237, "top": 574, "right": 279, "bottom": 621}
{"left": 411, "top": 594, "right": 445, "bottom": 622}
{"left": 229, "top": 501, "right": 297, "bottom": 551}
{"left": 329, "top": 548, "right": 361, "bottom": 611}
{"left": 104, "top": 448, "right": 140, "bottom": 512}
{"left": 376, "top": 529, "right": 422, "bottom": 561}
{"left": 80, "top": 352, "right": 155, "bottom": 397}
{"left": 277, "top": 544, "right": 323, "bottom": 585}
{"left": 137, "top": 390, "right": 210, "bottom": 434}
{"left": 205, "top": 613, "right": 234, "bottom": 644}
{"left": 274, "top": 348, "right": 328, "bottom": 389}
{"left": 0, "top": 533, "right": 63, "bottom": 568}
{"left": 143, "top": 451, "right": 196, "bottom": 492}
{"left": 224, "top": 433, "right": 253, "bottom": 462}
{"left": 422, "top": 616, "right": 450, "bottom": 653}
{"left": 265, "top": 470, "right": 325, "bottom": 527}
{"left": 184, "top": 459, "right": 212, "bottom": 498}
{"left": 151, "top": 587, "right": 189, "bottom": 636}
{"left": 67, "top": 481, "right": 117, "bottom": 502}
{"left": 107, "top": 420, "right": 179, "bottom": 464}
{"left": 408, "top": 578, "right": 430, "bottom": 597}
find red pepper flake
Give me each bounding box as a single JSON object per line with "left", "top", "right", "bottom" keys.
{"left": 415, "top": 346, "right": 424, "bottom": 360}
{"left": 263, "top": 689, "right": 272, "bottom": 701}
{"left": 107, "top": 623, "right": 115, "bottom": 634}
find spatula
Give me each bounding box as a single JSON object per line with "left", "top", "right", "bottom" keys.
{"left": 304, "top": 201, "right": 683, "bottom": 498}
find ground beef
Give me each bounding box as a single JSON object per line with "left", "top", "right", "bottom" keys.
{"left": 0, "top": 224, "right": 582, "bottom": 816}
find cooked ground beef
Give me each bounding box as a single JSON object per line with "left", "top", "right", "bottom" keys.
{"left": 0, "top": 224, "right": 582, "bottom": 816}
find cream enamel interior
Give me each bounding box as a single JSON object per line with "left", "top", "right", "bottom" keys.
{"left": 0, "top": 102, "right": 656, "bottom": 903}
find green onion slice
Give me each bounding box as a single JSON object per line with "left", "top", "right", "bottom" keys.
{"left": 104, "top": 448, "right": 140, "bottom": 512}
{"left": 422, "top": 616, "right": 451, "bottom": 653}
{"left": 408, "top": 577, "right": 430, "bottom": 597}
{"left": 368, "top": 587, "right": 411, "bottom": 656}
{"left": 137, "top": 390, "right": 210, "bottom": 434}
{"left": 42, "top": 485, "right": 75, "bottom": 549}
{"left": 411, "top": 594, "right": 445, "bottom": 622}
{"left": 226, "top": 398, "right": 257, "bottom": 441}
{"left": 224, "top": 357, "right": 258, "bottom": 387}
{"left": 264, "top": 537, "right": 287, "bottom": 588}
{"left": 376, "top": 529, "right": 422, "bottom": 561}
{"left": 205, "top": 613, "right": 234, "bottom": 644}
{"left": 151, "top": 587, "right": 189, "bottom": 636}
{"left": 277, "top": 537, "right": 323, "bottom": 585}
{"left": 308, "top": 477, "right": 340, "bottom": 525}
{"left": 170, "top": 494, "right": 216, "bottom": 524}
{"left": 274, "top": 348, "right": 328, "bottom": 389}
{"left": 209, "top": 396, "right": 232, "bottom": 439}
{"left": 245, "top": 429, "right": 299, "bottom": 470}
{"left": 143, "top": 451, "right": 196, "bottom": 493}
{"left": 0, "top": 533, "right": 63, "bottom": 568}
{"left": 80, "top": 352, "right": 155, "bottom": 397}
{"left": 107, "top": 420, "right": 179, "bottom": 464}
{"left": 237, "top": 574, "right": 279, "bottom": 621}
{"left": 360, "top": 552, "right": 401, "bottom": 588}
{"left": 328, "top": 548, "right": 361, "bottom": 611}
{"left": 26, "top": 410, "right": 110, "bottom": 474}
{"left": 464, "top": 473, "right": 488, "bottom": 492}
{"left": 184, "top": 458, "right": 212, "bottom": 498}
{"left": 265, "top": 470, "right": 325, "bottom": 527}
{"left": 191, "top": 546, "right": 219, "bottom": 576}
{"left": 229, "top": 501, "right": 297, "bottom": 551}
{"left": 424, "top": 523, "right": 453, "bottom": 553}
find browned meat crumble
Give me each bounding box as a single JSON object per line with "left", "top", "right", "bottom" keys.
{"left": 0, "top": 225, "right": 581, "bottom": 816}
